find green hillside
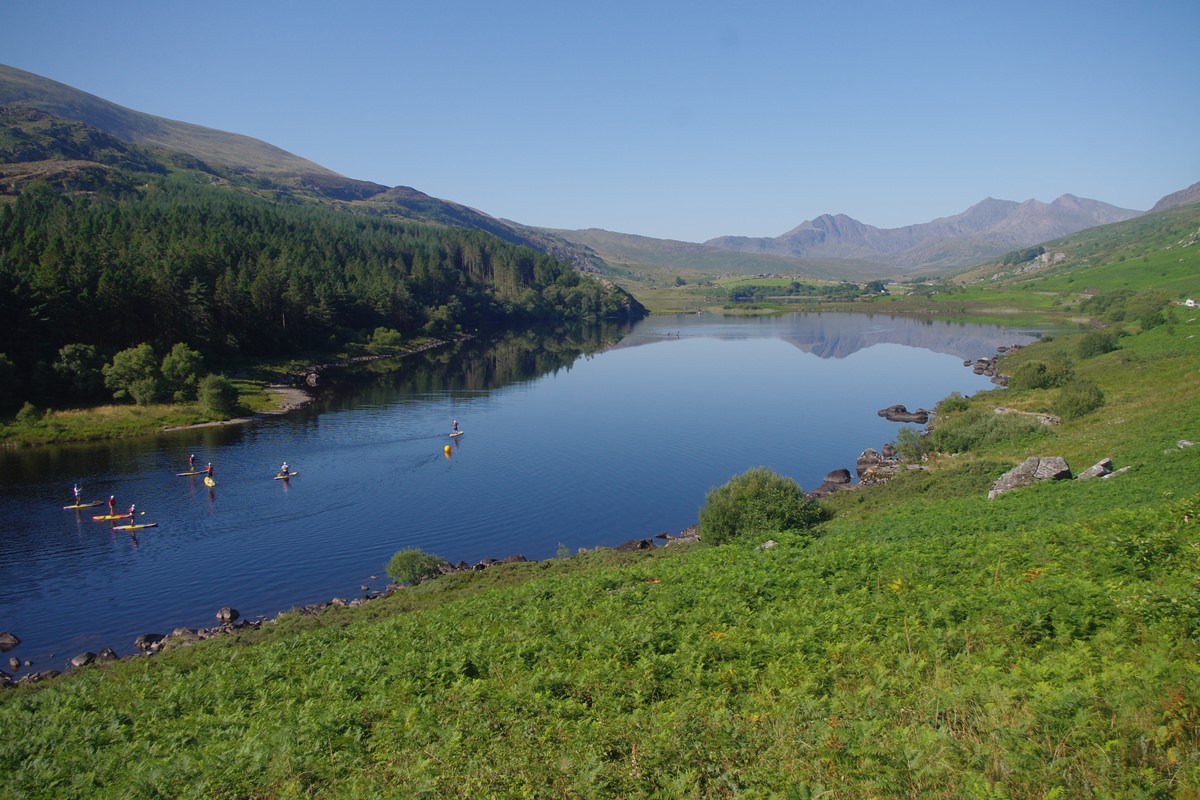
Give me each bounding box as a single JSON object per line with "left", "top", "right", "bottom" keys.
{"left": 2, "top": 193, "right": 1199, "bottom": 797}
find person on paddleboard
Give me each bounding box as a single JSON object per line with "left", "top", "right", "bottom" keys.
{"left": 280, "top": 462, "right": 289, "bottom": 477}
{"left": 453, "top": 419, "right": 459, "bottom": 431}
{"left": 108, "top": 495, "right": 116, "bottom": 514}
{"left": 72, "top": 483, "right": 81, "bottom": 504}
{"left": 205, "top": 463, "right": 214, "bottom": 478}
{"left": 188, "top": 453, "right": 196, "bottom": 470}
{"left": 128, "top": 502, "right": 136, "bottom": 519}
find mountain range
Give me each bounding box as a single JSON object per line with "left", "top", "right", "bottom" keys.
{"left": 1, "top": 63, "right": 1194, "bottom": 280}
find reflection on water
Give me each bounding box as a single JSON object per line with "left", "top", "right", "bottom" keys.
{"left": 0, "top": 312, "right": 1037, "bottom": 672}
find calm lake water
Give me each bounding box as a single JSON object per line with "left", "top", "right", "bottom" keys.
{"left": 0, "top": 312, "right": 1039, "bottom": 671}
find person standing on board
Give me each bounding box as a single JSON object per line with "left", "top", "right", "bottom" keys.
{"left": 280, "top": 462, "right": 289, "bottom": 477}
{"left": 128, "top": 502, "right": 136, "bottom": 521}
{"left": 72, "top": 483, "right": 82, "bottom": 505}
{"left": 108, "top": 495, "right": 116, "bottom": 515}
{"left": 453, "top": 420, "right": 459, "bottom": 432}
{"left": 188, "top": 453, "right": 196, "bottom": 471}
{"left": 205, "top": 463, "right": 214, "bottom": 479}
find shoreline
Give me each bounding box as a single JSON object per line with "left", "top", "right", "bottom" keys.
{"left": 159, "top": 385, "right": 315, "bottom": 433}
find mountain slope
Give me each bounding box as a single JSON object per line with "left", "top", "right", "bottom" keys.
{"left": 0, "top": 64, "right": 612, "bottom": 273}
{"left": 705, "top": 195, "right": 1143, "bottom": 270}
{"left": 0, "top": 64, "right": 338, "bottom": 180}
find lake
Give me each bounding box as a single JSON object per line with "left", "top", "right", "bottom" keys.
{"left": 0, "top": 312, "right": 1039, "bottom": 672}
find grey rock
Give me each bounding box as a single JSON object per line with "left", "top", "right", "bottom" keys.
{"left": 1179, "top": 440, "right": 1196, "bottom": 449}
{"left": 824, "top": 468, "right": 853, "bottom": 485}
{"left": 8, "top": 657, "right": 19, "bottom": 671}
{"left": 70, "top": 652, "right": 96, "bottom": 668}
{"left": 0, "top": 632, "right": 20, "bottom": 652}
{"left": 759, "top": 540, "right": 778, "bottom": 550}
{"left": 989, "top": 456, "right": 1072, "bottom": 500}
{"left": 215, "top": 607, "right": 240, "bottom": 623}
{"left": 615, "top": 538, "right": 653, "bottom": 552}
{"left": 97, "top": 648, "right": 119, "bottom": 662}
{"left": 134, "top": 633, "right": 165, "bottom": 652}
{"left": 1101, "top": 465, "right": 1133, "bottom": 480}
{"left": 1076, "top": 458, "right": 1114, "bottom": 480}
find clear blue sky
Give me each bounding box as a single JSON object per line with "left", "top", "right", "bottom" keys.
{"left": 2, "top": 0, "right": 1197, "bottom": 242}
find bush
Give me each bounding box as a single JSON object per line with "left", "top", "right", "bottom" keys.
{"left": 386, "top": 548, "right": 447, "bottom": 585}
{"left": 1009, "top": 358, "right": 1074, "bottom": 390}
{"left": 1054, "top": 379, "right": 1105, "bottom": 421}
{"left": 198, "top": 374, "right": 240, "bottom": 417}
{"left": 127, "top": 376, "right": 164, "bottom": 406}
{"left": 698, "top": 467, "right": 822, "bottom": 545}
{"left": 927, "top": 408, "right": 1048, "bottom": 454}
{"left": 1078, "top": 330, "right": 1118, "bottom": 359}
{"left": 15, "top": 401, "right": 40, "bottom": 425}
{"left": 936, "top": 391, "right": 969, "bottom": 414}
{"left": 894, "top": 427, "right": 930, "bottom": 462}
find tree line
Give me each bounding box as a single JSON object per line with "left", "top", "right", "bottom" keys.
{"left": 0, "top": 179, "right": 642, "bottom": 411}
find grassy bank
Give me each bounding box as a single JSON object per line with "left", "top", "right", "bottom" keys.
{"left": 1, "top": 301, "right": 1197, "bottom": 797}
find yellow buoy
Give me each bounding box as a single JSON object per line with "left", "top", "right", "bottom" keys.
{"left": 444, "top": 445, "right": 452, "bottom": 456}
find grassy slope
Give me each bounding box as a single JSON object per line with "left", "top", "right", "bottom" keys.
{"left": 3, "top": 213, "right": 1200, "bottom": 798}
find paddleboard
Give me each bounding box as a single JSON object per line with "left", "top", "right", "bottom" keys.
{"left": 204, "top": 476, "right": 216, "bottom": 487}
{"left": 450, "top": 431, "right": 464, "bottom": 437}
{"left": 64, "top": 501, "right": 103, "bottom": 509}
{"left": 113, "top": 523, "right": 157, "bottom": 531}
{"left": 93, "top": 514, "right": 132, "bottom": 521}
{"left": 273, "top": 472, "right": 299, "bottom": 480}
{"left": 176, "top": 470, "right": 203, "bottom": 476}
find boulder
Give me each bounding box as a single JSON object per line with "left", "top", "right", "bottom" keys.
{"left": 8, "top": 657, "right": 19, "bottom": 671}
{"left": 824, "top": 468, "right": 853, "bottom": 485}
{"left": 216, "top": 607, "right": 240, "bottom": 623}
{"left": 0, "top": 670, "right": 12, "bottom": 688}
{"left": 500, "top": 554, "right": 529, "bottom": 564}
{"left": 70, "top": 652, "right": 96, "bottom": 668}
{"left": 881, "top": 443, "right": 896, "bottom": 459}
{"left": 1076, "top": 458, "right": 1114, "bottom": 480}
{"left": 134, "top": 633, "right": 165, "bottom": 652}
{"left": 615, "top": 538, "right": 654, "bottom": 552}
{"left": 877, "top": 404, "right": 929, "bottom": 424}
{"left": 759, "top": 540, "right": 778, "bottom": 550}
{"left": 97, "top": 648, "right": 119, "bottom": 662}
{"left": 1101, "top": 466, "right": 1133, "bottom": 480}
{"left": 0, "top": 632, "right": 20, "bottom": 652}
{"left": 856, "top": 448, "right": 884, "bottom": 477}
{"left": 988, "top": 456, "right": 1072, "bottom": 500}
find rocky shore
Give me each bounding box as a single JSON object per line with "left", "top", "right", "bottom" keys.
{"left": 0, "top": 525, "right": 702, "bottom": 688}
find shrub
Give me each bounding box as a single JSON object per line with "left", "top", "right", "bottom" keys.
{"left": 936, "top": 391, "right": 969, "bottom": 414}
{"left": 386, "top": 548, "right": 447, "bottom": 585}
{"left": 927, "top": 408, "right": 1048, "bottom": 454}
{"left": 1009, "top": 358, "right": 1074, "bottom": 390}
{"left": 1054, "top": 379, "right": 1105, "bottom": 421}
{"left": 127, "top": 376, "right": 164, "bottom": 406}
{"left": 15, "top": 401, "right": 40, "bottom": 425}
{"left": 698, "top": 467, "right": 822, "bottom": 545}
{"left": 198, "top": 374, "right": 239, "bottom": 417}
{"left": 1078, "top": 330, "right": 1118, "bottom": 359}
{"left": 894, "top": 427, "right": 930, "bottom": 462}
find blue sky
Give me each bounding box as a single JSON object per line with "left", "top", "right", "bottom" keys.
{"left": 2, "top": 0, "right": 1197, "bottom": 242}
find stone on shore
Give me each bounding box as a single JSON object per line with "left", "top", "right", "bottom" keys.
{"left": 0, "top": 632, "right": 20, "bottom": 652}
{"left": 216, "top": 607, "right": 240, "bottom": 623}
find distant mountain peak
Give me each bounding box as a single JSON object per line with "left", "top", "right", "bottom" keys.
{"left": 705, "top": 194, "right": 1142, "bottom": 270}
